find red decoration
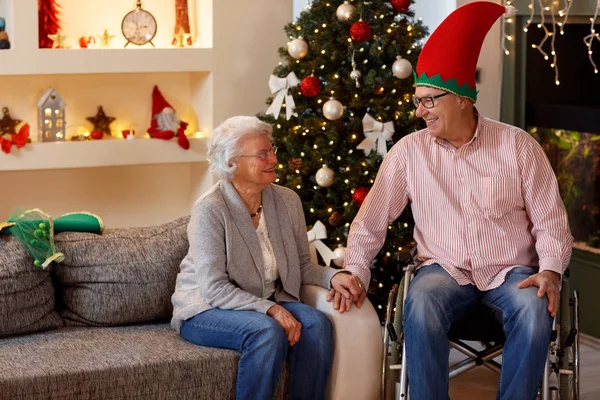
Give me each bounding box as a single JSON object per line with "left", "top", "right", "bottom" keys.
{"left": 38, "top": 0, "right": 62, "bottom": 49}
{"left": 90, "top": 130, "right": 104, "bottom": 140}
{"left": 147, "top": 86, "right": 190, "bottom": 150}
{"left": 1, "top": 124, "right": 30, "bottom": 154}
{"left": 299, "top": 76, "right": 321, "bottom": 98}
{"left": 350, "top": 21, "right": 372, "bottom": 42}
{"left": 391, "top": 0, "right": 411, "bottom": 13}
{"left": 78, "top": 36, "right": 96, "bottom": 48}
{"left": 352, "top": 187, "right": 370, "bottom": 206}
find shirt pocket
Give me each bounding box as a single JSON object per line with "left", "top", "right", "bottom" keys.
{"left": 471, "top": 176, "right": 522, "bottom": 219}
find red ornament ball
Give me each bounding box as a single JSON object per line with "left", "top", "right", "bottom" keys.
{"left": 350, "top": 21, "right": 372, "bottom": 42}
{"left": 299, "top": 76, "right": 321, "bottom": 98}
{"left": 391, "top": 0, "right": 411, "bottom": 13}
{"left": 90, "top": 130, "right": 104, "bottom": 140}
{"left": 352, "top": 187, "right": 370, "bottom": 206}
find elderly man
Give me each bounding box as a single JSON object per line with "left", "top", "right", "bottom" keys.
{"left": 341, "top": 2, "right": 573, "bottom": 399}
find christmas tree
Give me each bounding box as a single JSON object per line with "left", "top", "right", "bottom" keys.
{"left": 258, "top": 0, "right": 427, "bottom": 320}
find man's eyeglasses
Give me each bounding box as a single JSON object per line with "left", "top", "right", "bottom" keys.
{"left": 412, "top": 92, "right": 450, "bottom": 109}
{"left": 238, "top": 146, "right": 278, "bottom": 161}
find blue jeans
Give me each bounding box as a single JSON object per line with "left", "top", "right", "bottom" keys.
{"left": 403, "top": 264, "right": 553, "bottom": 400}
{"left": 180, "top": 301, "right": 333, "bottom": 400}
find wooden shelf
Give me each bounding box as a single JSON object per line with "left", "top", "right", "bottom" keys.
{"left": 0, "top": 47, "right": 212, "bottom": 75}
{"left": 0, "top": 137, "right": 208, "bottom": 171}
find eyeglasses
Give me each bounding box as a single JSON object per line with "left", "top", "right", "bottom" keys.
{"left": 412, "top": 92, "right": 450, "bottom": 109}
{"left": 238, "top": 145, "right": 278, "bottom": 161}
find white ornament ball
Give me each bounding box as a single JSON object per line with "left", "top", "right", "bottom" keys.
{"left": 316, "top": 164, "right": 335, "bottom": 188}
{"left": 323, "top": 97, "right": 344, "bottom": 120}
{"left": 392, "top": 56, "right": 413, "bottom": 79}
{"left": 333, "top": 245, "right": 346, "bottom": 267}
{"left": 350, "top": 69, "right": 362, "bottom": 80}
{"left": 336, "top": 1, "right": 355, "bottom": 22}
{"left": 288, "top": 37, "right": 308, "bottom": 59}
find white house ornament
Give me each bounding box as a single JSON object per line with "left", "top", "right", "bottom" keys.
{"left": 336, "top": 2, "right": 355, "bottom": 22}
{"left": 287, "top": 37, "right": 308, "bottom": 59}
{"left": 392, "top": 56, "right": 412, "bottom": 79}
{"left": 266, "top": 72, "right": 299, "bottom": 120}
{"left": 315, "top": 164, "right": 335, "bottom": 187}
{"left": 357, "top": 113, "right": 394, "bottom": 157}
{"left": 322, "top": 97, "right": 344, "bottom": 120}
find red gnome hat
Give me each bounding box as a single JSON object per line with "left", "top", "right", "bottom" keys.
{"left": 147, "top": 85, "right": 190, "bottom": 150}
{"left": 414, "top": 1, "right": 515, "bottom": 102}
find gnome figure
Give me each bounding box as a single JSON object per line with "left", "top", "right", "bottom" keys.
{"left": 147, "top": 85, "right": 190, "bottom": 150}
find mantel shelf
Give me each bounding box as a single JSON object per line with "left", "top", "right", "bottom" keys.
{"left": 0, "top": 47, "right": 213, "bottom": 75}
{"left": 0, "top": 137, "right": 208, "bottom": 171}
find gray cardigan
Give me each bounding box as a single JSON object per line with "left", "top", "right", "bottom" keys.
{"left": 171, "top": 181, "right": 342, "bottom": 331}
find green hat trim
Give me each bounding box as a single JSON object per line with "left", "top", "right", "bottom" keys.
{"left": 413, "top": 71, "right": 479, "bottom": 102}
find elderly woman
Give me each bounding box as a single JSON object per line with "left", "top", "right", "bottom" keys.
{"left": 171, "top": 116, "right": 363, "bottom": 400}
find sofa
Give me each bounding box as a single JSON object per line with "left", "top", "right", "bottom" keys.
{"left": 0, "top": 216, "right": 383, "bottom": 400}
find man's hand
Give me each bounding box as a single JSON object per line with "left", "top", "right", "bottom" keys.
{"left": 267, "top": 304, "right": 302, "bottom": 346}
{"left": 517, "top": 270, "right": 561, "bottom": 317}
{"left": 327, "top": 273, "right": 367, "bottom": 313}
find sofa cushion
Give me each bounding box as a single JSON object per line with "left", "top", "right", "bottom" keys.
{"left": 0, "top": 324, "right": 289, "bottom": 400}
{"left": 53, "top": 216, "right": 190, "bottom": 326}
{"left": 0, "top": 235, "right": 63, "bottom": 338}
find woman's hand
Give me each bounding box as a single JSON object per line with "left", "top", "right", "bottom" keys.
{"left": 267, "top": 304, "right": 302, "bottom": 346}
{"left": 327, "top": 273, "right": 367, "bottom": 313}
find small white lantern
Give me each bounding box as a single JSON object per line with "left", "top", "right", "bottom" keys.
{"left": 37, "top": 88, "right": 66, "bottom": 142}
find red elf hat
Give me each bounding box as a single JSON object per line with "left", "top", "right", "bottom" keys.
{"left": 414, "top": 1, "right": 515, "bottom": 102}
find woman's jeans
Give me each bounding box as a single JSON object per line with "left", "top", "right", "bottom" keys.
{"left": 403, "top": 264, "right": 553, "bottom": 400}
{"left": 180, "top": 301, "right": 333, "bottom": 400}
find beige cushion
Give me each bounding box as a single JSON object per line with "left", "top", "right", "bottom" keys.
{"left": 53, "top": 216, "right": 190, "bottom": 326}
{"left": 0, "top": 235, "right": 63, "bottom": 337}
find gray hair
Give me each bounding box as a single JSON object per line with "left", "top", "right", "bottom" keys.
{"left": 207, "top": 116, "right": 273, "bottom": 181}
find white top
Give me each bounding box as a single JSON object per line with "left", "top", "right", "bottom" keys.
{"left": 256, "top": 212, "right": 280, "bottom": 298}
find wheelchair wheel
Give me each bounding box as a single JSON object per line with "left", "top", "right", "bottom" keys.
{"left": 559, "top": 279, "right": 579, "bottom": 400}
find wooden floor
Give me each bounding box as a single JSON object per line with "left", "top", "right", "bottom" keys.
{"left": 447, "top": 334, "right": 600, "bottom": 399}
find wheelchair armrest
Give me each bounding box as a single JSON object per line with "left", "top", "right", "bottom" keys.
{"left": 300, "top": 284, "right": 382, "bottom": 400}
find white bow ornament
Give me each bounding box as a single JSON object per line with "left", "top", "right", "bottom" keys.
{"left": 266, "top": 72, "right": 299, "bottom": 120}
{"left": 306, "top": 221, "right": 337, "bottom": 267}
{"left": 357, "top": 113, "right": 395, "bottom": 157}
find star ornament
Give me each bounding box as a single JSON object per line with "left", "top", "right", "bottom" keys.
{"left": 87, "top": 106, "right": 116, "bottom": 136}
{"left": 0, "top": 107, "right": 22, "bottom": 135}
{"left": 48, "top": 30, "right": 67, "bottom": 49}
{"left": 98, "top": 29, "right": 116, "bottom": 48}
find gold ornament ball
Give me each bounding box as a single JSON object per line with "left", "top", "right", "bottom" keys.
{"left": 287, "top": 37, "right": 308, "bottom": 59}
{"left": 323, "top": 97, "right": 344, "bottom": 120}
{"left": 392, "top": 56, "right": 413, "bottom": 79}
{"left": 332, "top": 245, "right": 346, "bottom": 267}
{"left": 315, "top": 164, "right": 335, "bottom": 187}
{"left": 336, "top": 1, "right": 355, "bottom": 22}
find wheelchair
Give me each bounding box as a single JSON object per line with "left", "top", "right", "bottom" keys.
{"left": 381, "top": 251, "right": 580, "bottom": 400}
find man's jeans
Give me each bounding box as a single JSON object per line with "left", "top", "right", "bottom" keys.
{"left": 180, "top": 301, "right": 333, "bottom": 400}
{"left": 403, "top": 264, "right": 553, "bottom": 400}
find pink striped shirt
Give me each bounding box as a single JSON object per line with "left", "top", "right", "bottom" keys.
{"left": 344, "top": 115, "right": 573, "bottom": 291}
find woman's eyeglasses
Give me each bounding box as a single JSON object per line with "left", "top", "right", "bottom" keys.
{"left": 238, "top": 146, "right": 278, "bottom": 161}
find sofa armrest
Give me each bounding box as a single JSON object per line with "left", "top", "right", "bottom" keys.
{"left": 300, "top": 284, "right": 382, "bottom": 400}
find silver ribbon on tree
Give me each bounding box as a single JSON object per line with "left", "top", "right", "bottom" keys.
{"left": 306, "top": 220, "right": 337, "bottom": 267}
{"left": 266, "top": 72, "right": 299, "bottom": 120}
{"left": 357, "top": 113, "right": 395, "bottom": 157}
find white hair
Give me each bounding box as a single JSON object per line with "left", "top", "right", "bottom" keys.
{"left": 207, "top": 116, "right": 273, "bottom": 181}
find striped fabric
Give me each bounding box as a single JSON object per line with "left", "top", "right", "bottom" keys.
{"left": 344, "top": 115, "right": 573, "bottom": 290}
